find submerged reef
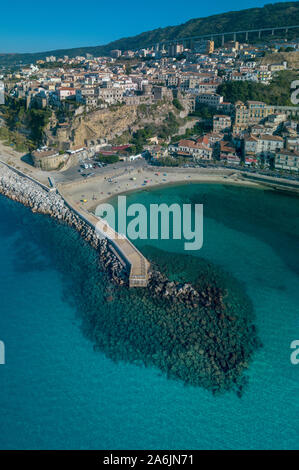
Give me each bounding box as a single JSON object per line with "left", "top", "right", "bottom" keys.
{"left": 88, "top": 248, "right": 261, "bottom": 396}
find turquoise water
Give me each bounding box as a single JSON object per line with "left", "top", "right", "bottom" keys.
{"left": 0, "top": 183, "right": 298, "bottom": 449}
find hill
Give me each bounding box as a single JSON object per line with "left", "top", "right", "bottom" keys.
{"left": 1, "top": 2, "right": 299, "bottom": 66}
{"left": 260, "top": 50, "right": 299, "bottom": 68}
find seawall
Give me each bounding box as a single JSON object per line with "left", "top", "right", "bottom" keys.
{"left": 0, "top": 162, "right": 128, "bottom": 286}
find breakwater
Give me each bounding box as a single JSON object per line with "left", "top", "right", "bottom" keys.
{"left": 0, "top": 163, "right": 262, "bottom": 395}
{"left": 0, "top": 163, "right": 127, "bottom": 285}
{"left": 0, "top": 163, "right": 230, "bottom": 304}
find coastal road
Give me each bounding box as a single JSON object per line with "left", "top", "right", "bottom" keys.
{"left": 53, "top": 158, "right": 148, "bottom": 184}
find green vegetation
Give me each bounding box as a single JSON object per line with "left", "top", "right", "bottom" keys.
{"left": 130, "top": 127, "right": 155, "bottom": 153}
{"left": 27, "top": 107, "right": 52, "bottom": 144}
{"left": 55, "top": 99, "right": 80, "bottom": 122}
{"left": 1, "top": 3, "right": 298, "bottom": 65}
{"left": 190, "top": 103, "right": 218, "bottom": 120}
{"left": 129, "top": 112, "right": 181, "bottom": 152}
{"left": 96, "top": 154, "right": 119, "bottom": 163}
{"left": 172, "top": 98, "right": 184, "bottom": 111}
{"left": 0, "top": 96, "right": 52, "bottom": 149}
{"left": 154, "top": 156, "right": 189, "bottom": 167}
{"left": 38, "top": 62, "right": 84, "bottom": 69}
{"left": 0, "top": 126, "right": 31, "bottom": 152}
{"left": 125, "top": 64, "right": 132, "bottom": 75}
{"left": 278, "top": 46, "right": 295, "bottom": 52}
{"left": 158, "top": 112, "right": 180, "bottom": 139}
{"left": 217, "top": 71, "right": 299, "bottom": 106}
{"left": 170, "top": 120, "right": 212, "bottom": 143}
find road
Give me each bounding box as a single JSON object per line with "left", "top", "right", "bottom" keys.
{"left": 53, "top": 157, "right": 148, "bottom": 184}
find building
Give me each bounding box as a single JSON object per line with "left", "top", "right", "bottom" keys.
{"left": 147, "top": 145, "right": 167, "bottom": 160}
{"left": 243, "top": 134, "right": 284, "bottom": 158}
{"left": 57, "top": 87, "right": 76, "bottom": 101}
{"left": 243, "top": 135, "right": 259, "bottom": 155}
{"left": 194, "top": 40, "right": 214, "bottom": 54}
{"left": 97, "top": 87, "right": 124, "bottom": 104}
{"left": 31, "top": 149, "right": 67, "bottom": 171}
{"left": 110, "top": 50, "right": 122, "bottom": 58}
{"left": 153, "top": 86, "right": 172, "bottom": 101}
{"left": 197, "top": 93, "right": 223, "bottom": 107}
{"left": 233, "top": 101, "right": 274, "bottom": 134}
{"left": 168, "top": 44, "right": 184, "bottom": 57}
{"left": 219, "top": 141, "right": 239, "bottom": 164}
{"left": 213, "top": 115, "right": 231, "bottom": 133}
{"left": 256, "top": 134, "right": 284, "bottom": 157}
{"left": 275, "top": 149, "right": 299, "bottom": 171}
{"left": 245, "top": 156, "right": 258, "bottom": 166}
{"left": 172, "top": 139, "right": 212, "bottom": 160}
{"left": 269, "top": 63, "right": 287, "bottom": 72}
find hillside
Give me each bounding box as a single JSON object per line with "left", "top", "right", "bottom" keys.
{"left": 260, "top": 50, "right": 299, "bottom": 68}
{"left": 217, "top": 70, "right": 298, "bottom": 105}
{"left": 0, "top": 2, "right": 299, "bottom": 66}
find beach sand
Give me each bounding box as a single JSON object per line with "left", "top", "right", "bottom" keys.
{"left": 60, "top": 165, "right": 263, "bottom": 213}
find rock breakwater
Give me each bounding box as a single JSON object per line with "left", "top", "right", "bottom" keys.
{"left": 0, "top": 164, "right": 126, "bottom": 285}
{"left": 0, "top": 164, "right": 262, "bottom": 395}
{"left": 148, "top": 268, "right": 225, "bottom": 310}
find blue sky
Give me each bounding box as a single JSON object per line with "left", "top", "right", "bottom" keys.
{"left": 0, "top": 0, "right": 291, "bottom": 53}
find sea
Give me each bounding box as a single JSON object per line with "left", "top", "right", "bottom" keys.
{"left": 0, "top": 182, "right": 298, "bottom": 449}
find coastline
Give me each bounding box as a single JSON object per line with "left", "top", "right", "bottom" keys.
{"left": 0, "top": 159, "right": 262, "bottom": 395}
{"left": 59, "top": 166, "right": 266, "bottom": 213}
{"left": 91, "top": 177, "right": 267, "bottom": 212}
{"left": 0, "top": 162, "right": 128, "bottom": 286}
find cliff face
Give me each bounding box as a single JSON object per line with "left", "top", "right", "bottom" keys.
{"left": 260, "top": 51, "right": 299, "bottom": 69}
{"left": 73, "top": 106, "right": 138, "bottom": 146}
{"left": 47, "top": 101, "right": 187, "bottom": 149}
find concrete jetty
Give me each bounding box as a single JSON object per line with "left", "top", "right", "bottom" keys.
{"left": 57, "top": 184, "right": 150, "bottom": 287}
{"left": 0, "top": 162, "right": 128, "bottom": 286}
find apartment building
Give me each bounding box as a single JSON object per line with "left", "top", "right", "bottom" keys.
{"left": 243, "top": 134, "right": 284, "bottom": 157}
{"left": 194, "top": 40, "right": 214, "bottom": 55}
{"left": 97, "top": 87, "right": 124, "bottom": 104}
{"left": 233, "top": 101, "right": 274, "bottom": 134}
{"left": 213, "top": 115, "right": 231, "bottom": 133}
{"left": 197, "top": 93, "right": 223, "bottom": 107}
{"left": 168, "top": 44, "right": 184, "bottom": 57}
{"left": 173, "top": 139, "right": 212, "bottom": 160}
{"left": 57, "top": 87, "right": 76, "bottom": 100}
{"left": 275, "top": 149, "right": 299, "bottom": 171}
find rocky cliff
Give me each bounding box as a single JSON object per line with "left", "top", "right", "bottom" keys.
{"left": 47, "top": 100, "right": 189, "bottom": 149}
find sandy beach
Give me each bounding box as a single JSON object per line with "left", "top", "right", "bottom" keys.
{"left": 59, "top": 165, "right": 264, "bottom": 213}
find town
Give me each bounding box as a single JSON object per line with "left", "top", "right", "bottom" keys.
{"left": 0, "top": 33, "right": 299, "bottom": 180}
{"left": 1, "top": 0, "right": 299, "bottom": 454}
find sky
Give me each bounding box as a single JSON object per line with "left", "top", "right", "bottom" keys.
{"left": 0, "top": 0, "right": 292, "bottom": 53}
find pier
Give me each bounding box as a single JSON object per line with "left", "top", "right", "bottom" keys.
{"left": 0, "top": 161, "right": 150, "bottom": 288}
{"left": 57, "top": 184, "right": 150, "bottom": 287}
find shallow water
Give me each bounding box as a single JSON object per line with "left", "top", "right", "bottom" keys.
{"left": 0, "top": 183, "right": 298, "bottom": 449}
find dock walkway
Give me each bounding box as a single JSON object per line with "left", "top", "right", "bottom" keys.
{"left": 57, "top": 185, "right": 150, "bottom": 287}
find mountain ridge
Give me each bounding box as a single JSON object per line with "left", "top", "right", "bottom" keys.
{"left": 1, "top": 2, "right": 299, "bottom": 65}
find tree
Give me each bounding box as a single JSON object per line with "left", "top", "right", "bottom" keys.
{"left": 217, "top": 71, "right": 298, "bottom": 106}
{"left": 125, "top": 64, "right": 132, "bottom": 75}
{"left": 173, "top": 98, "right": 183, "bottom": 111}
{"left": 96, "top": 154, "right": 119, "bottom": 163}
